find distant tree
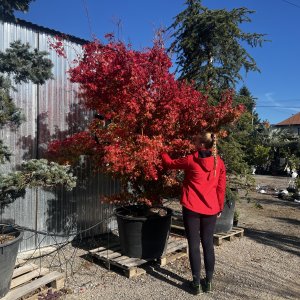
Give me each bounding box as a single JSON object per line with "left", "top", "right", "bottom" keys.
{"left": 250, "top": 126, "right": 293, "bottom": 174}
{"left": 218, "top": 86, "right": 259, "bottom": 186}
{"left": 0, "top": 0, "right": 35, "bottom": 18}
{"left": 237, "top": 86, "right": 256, "bottom": 113}
{"left": 235, "top": 85, "right": 260, "bottom": 126}
{"left": 168, "top": 0, "right": 266, "bottom": 91}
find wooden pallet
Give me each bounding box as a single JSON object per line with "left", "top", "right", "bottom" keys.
{"left": 2, "top": 259, "right": 65, "bottom": 300}
{"left": 171, "top": 213, "right": 185, "bottom": 231}
{"left": 89, "top": 235, "right": 187, "bottom": 278}
{"left": 213, "top": 227, "right": 244, "bottom": 246}
{"left": 171, "top": 218, "right": 244, "bottom": 246}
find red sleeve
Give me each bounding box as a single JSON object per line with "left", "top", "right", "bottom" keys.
{"left": 216, "top": 159, "right": 226, "bottom": 212}
{"left": 161, "top": 153, "right": 189, "bottom": 170}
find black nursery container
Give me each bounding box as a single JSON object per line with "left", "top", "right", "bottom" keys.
{"left": 115, "top": 205, "right": 173, "bottom": 259}
{"left": 214, "top": 188, "right": 237, "bottom": 233}
{"left": 0, "top": 225, "right": 23, "bottom": 298}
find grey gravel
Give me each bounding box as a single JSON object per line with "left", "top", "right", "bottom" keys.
{"left": 29, "top": 175, "right": 300, "bottom": 300}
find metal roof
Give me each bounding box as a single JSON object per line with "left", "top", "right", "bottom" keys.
{"left": 0, "top": 15, "right": 89, "bottom": 45}
{"left": 276, "top": 112, "right": 300, "bottom": 126}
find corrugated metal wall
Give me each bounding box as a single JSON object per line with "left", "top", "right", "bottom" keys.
{"left": 0, "top": 20, "right": 118, "bottom": 251}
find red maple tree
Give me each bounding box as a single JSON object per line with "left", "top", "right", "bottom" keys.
{"left": 48, "top": 37, "right": 244, "bottom": 206}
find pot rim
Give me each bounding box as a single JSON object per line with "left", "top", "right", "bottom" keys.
{"left": 114, "top": 205, "right": 173, "bottom": 221}
{"left": 0, "top": 225, "right": 24, "bottom": 248}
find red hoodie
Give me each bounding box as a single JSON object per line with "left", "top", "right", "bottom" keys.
{"left": 162, "top": 152, "right": 226, "bottom": 215}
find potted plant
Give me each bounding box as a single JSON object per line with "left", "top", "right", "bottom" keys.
{"left": 233, "top": 210, "right": 240, "bottom": 227}
{"left": 292, "top": 177, "right": 300, "bottom": 200}
{"left": 214, "top": 187, "right": 239, "bottom": 233}
{"left": 48, "top": 35, "right": 244, "bottom": 259}
{"left": 0, "top": 39, "right": 76, "bottom": 297}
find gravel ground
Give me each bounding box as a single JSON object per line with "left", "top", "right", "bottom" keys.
{"left": 26, "top": 175, "right": 300, "bottom": 300}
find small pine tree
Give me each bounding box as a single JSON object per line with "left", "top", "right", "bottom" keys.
{"left": 0, "top": 2, "right": 76, "bottom": 208}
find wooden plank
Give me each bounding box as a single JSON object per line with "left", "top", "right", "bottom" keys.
{"left": 97, "top": 246, "right": 121, "bottom": 255}
{"left": 214, "top": 237, "right": 221, "bottom": 246}
{"left": 112, "top": 255, "right": 132, "bottom": 263}
{"left": 51, "top": 277, "right": 65, "bottom": 290}
{"left": 89, "top": 242, "right": 120, "bottom": 253}
{"left": 165, "top": 239, "right": 179, "bottom": 249}
{"left": 102, "top": 252, "right": 123, "bottom": 260}
{"left": 167, "top": 237, "right": 186, "bottom": 246}
{"left": 126, "top": 267, "right": 146, "bottom": 278}
{"left": 215, "top": 232, "right": 229, "bottom": 237}
{"left": 232, "top": 227, "right": 244, "bottom": 237}
{"left": 160, "top": 251, "right": 187, "bottom": 267}
{"left": 17, "top": 247, "right": 57, "bottom": 260}
{"left": 14, "top": 258, "right": 26, "bottom": 268}
{"left": 92, "top": 251, "right": 145, "bottom": 269}
{"left": 94, "top": 250, "right": 122, "bottom": 260}
{"left": 12, "top": 263, "right": 39, "bottom": 278}
{"left": 232, "top": 227, "right": 244, "bottom": 231}
{"left": 166, "top": 241, "right": 187, "bottom": 254}
{"left": 117, "top": 257, "right": 147, "bottom": 267}
{"left": 171, "top": 224, "right": 185, "bottom": 231}
{"left": 10, "top": 268, "right": 49, "bottom": 289}
{"left": 92, "top": 251, "right": 123, "bottom": 262}
{"left": 124, "top": 258, "right": 149, "bottom": 268}
{"left": 160, "top": 237, "right": 188, "bottom": 266}
{"left": 3, "top": 271, "right": 64, "bottom": 300}
{"left": 172, "top": 220, "right": 184, "bottom": 227}
{"left": 96, "top": 255, "right": 136, "bottom": 272}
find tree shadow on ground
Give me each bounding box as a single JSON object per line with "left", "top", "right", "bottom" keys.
{"left": 245, "top": 228, "right": 300, "bottom": 257}
{"left": 145, "top": 265, "right": 190, "bottom": 292}
{"left": 241, "top": 194, "right": 300, "bottom": 209}
{"left": 273, "top": 216, "right": 300, "bottom": 226}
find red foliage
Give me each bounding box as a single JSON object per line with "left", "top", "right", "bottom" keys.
{"left": 47, "top": 131, "right": 99, "bottom": 165}
{"left": 48, "top": 35, "right": 67, "bottom": 58}
{"left": 48, "top": 38, "right": 244, "bottom": 205}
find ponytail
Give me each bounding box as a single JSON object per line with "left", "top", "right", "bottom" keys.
{"left": 211, "top": 133, "right": 217, "bottom": 177}
{"left": 197, "top": 131, "right": 218, "bottom": 176}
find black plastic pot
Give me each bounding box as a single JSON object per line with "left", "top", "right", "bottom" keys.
{"left": 115, "top": 205, "right": 173, "bottom": 259}
{"left": 0, "top": 225, "right": 23, "bottom": 298}
{"left": 214, "top": 198, "right": 236, "bottom": 233}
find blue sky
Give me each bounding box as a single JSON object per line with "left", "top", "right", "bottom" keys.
{"left": 16, "top": 0, "right": 300, "bottom": 124}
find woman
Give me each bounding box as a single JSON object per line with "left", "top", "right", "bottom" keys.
{"left": 162, "top": 132, "right": 226, "bottom": 294}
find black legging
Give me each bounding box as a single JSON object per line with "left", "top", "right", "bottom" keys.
{"left": 182, "top": 206, "right": 217, "bottom": 283}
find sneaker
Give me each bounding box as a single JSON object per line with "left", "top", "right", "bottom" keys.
{"left": 203, "top": 278, "right": 213, "bottom": 293}
{"left": 189, "top": 281, "right": 203, "bottom": 295}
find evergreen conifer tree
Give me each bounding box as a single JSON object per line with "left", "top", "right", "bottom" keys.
{"left": 0, "top": 1, "right": 76, "bottom": 207}
{"left": 169, "top": 0, "right": 266, "bottom": 90}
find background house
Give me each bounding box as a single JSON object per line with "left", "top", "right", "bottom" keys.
{"left": 274, "top": 112, "right": 300, "bottom": 136}
{"left": 0, "top": 17, "right": 118, "bottom": 251}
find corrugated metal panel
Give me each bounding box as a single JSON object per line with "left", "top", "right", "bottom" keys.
{"left": 0, "top": 20, "right": 39, "bottom": 251}
{"left": 0, "top": 20, "right": 118, "bottom": 251}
